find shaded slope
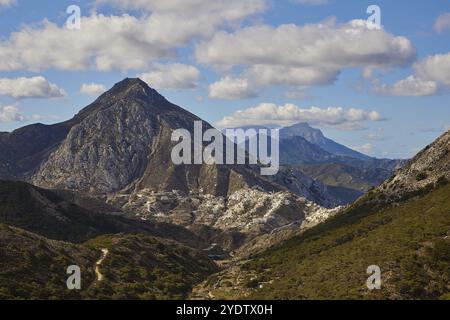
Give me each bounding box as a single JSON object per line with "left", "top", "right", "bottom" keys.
{"left": 0, "top": 180, "right": 207, "bottom": 248}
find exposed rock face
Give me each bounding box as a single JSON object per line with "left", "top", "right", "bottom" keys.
{"left": 110, "top": 186, "right": 339, "bottom": 238}
{"left": 267, "top": 167, "right": 340, "bottom": 207}
{"left": 33, "top": 102, "right": 158, "bottom": 192}
{"left": 378, "top": 129, "right": 450, "bottom": 198}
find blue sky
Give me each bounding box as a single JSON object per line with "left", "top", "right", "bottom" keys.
{"left": 0, "top": 0, "right": 449, "bottom": 159}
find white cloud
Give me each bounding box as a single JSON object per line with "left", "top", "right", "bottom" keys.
{"left": 0, "top": 1, "right": 265, "bottom": 72}
{"left": 80, "top": 83, "right": 106, "bottom": 96}
{"left": 198, "top": 20, "right": 415, "bottom": 97}
{"left": 31, "top": 114, "right": 61, "bottom": 122}
{"left": 0, "top": 105, "right": 25, "bottom": 122}
{"left": 292, "top": 0, "right": 329, "bottom": 5}
{"left": 208, "top": 65, "right": 339, "bottom": 100}
{"left": 353, "top": 143, "right": 373, "bottom": 154}
{"left": 0, "top": 76, "right": 66, "bottom": 99}
{"left": 0, "top": 0, "right": 15, "bottom": 8}
{"left": 374, "top": 52, "right": 450, "bottom": 96}
{"left": 415, "top": 52, "right": 450, "bottom": 87}
{"left": 196, "top": 20, "right": 415, "bottom": 70}
{"left": 209, "top": 76, "right": 257, "bottom": 100}
{"left": 139, "top": 63, "right": 200, "bottom": 90}
{"left": 216, "top": 103, "right": 384, "bottom": 129}
{"left": 374, "top": 75, "right": 438, "bottom": 97}
{"left": 97, "top": 0, "right": 266, "bottom": 18}
{"left": 245, "top": 65, "right": 339, "bottom": 87}
{"left": 434, "top": 13, "right": 450, "bottom": 33}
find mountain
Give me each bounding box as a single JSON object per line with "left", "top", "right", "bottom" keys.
{"left": 0, "top": 79, "right": 342, "bottom": 239}
{"left": 280, "top": 123, "right": 371, "bottom": 160}
{"left": 0, "top": 78, "right": 272, "bottom": 197}
{"left": 192, "top": 129, "right": 450, "bottom": 300}
{"left": 0, "top": 122, "right": 71, "bottom": 180}
{"left": 28, "top": 78, "right": 283, "bottom": 197}
{"left": 279, "top": 135, "right": 337, "bottom": 165}
{"left": 229, "top": 122, "right": 404, "bottom": 204}
{"left": 278, "top": 123, "right": 405, "bottom": 203}
{"left": 0, "top": 78, "right": 344, "bottom": 254}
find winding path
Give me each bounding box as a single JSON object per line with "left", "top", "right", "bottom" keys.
{"left": 95, "top": 248, "right": 109, "bottom": 282}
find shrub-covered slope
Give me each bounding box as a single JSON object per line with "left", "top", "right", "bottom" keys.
{"left": 194, "top": 182, "right": 450, "bottom": 300}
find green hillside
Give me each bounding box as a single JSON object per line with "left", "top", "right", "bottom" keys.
{"left": 0, "top": 224, "right": 98, "bottom": 300}
{"left": 199, "top": 182, "right": 450, "bottom": 300}
{"left": 0, "top": 227, "right": 217, "bottom": 300}
{"left": 84, "top": 234, "right": 218, "bottom": 300}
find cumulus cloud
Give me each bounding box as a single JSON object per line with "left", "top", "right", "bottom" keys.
{"left": 0, "top": 1, "right": 265, "bottom": 72}
{"left": 415, "top": 52, "right": 450, "bottom": 86}
{"left": 0, "top": 76, "right": 66, "bottom": 99}
{"left": 0, "top": 105, "right": 25, "bottom": 122}
{"left": 198, "top": 19, "right": 415, "bottom": 98}
{"left": 374, "top": 52, "right": 450, "bottom": 96}
{"left": 0, "top": 0, "right": 15, "bottom": 8}
{"left": 139, "top": 63, "right": 200, "bottom": 90}
{"left": 434, "top": 13, "right": 450, "bottom": 33}
{"left": 208, "top": 65, "right": 340, "bottom": 100}
{"left": 97, "top": 0, "right": 266, "bottom": 18}
{"left": 209, "top": 76, "right": 257, "bottom": 100}
{"left": 246, "top": 65, "right": 340, "bottom": 87}
{"left": 196, "top": 20, "right": 415, "bottom": 69}
{"left": 216, "top": 103, "right": 384, "bottom": 129}
{"left": 80, "top": 83, "right": 106, "bottom": 96}
{"left": 373, "top": 75, "right": 438, "bottom": 97}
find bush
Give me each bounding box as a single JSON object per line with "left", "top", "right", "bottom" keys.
{"left": 416, "top": 172, "right": 428, "bottom": 181}
{"left": 436, "top": 176, "right": 449, "bottom": 187}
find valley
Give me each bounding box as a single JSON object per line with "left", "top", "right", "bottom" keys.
{"left": 0, "top": 79, "right": 448, "bottom": 300}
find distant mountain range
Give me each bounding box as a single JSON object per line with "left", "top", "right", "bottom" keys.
{"left": 231, "top": 122, "right": 405, "bottom": 203}
{"left": 280, "top": 122, "right": 371, "bottom": 160}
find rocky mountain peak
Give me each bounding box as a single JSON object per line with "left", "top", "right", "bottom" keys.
{"left": 280, "top": 123, "right": 326, "bottom": 145}
{"left": 103, "top": 78, "right": 157, "bottom": 99}
{"left": 72, "top": 78, "right": 176, "bottom": 123}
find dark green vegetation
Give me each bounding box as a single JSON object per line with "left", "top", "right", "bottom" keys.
{"left": 297, "top": 163, "right": 389, "bottom": 192}
{"left": 85, "top": 234, "right": 218, "bottom": 300}
{"left": 0, "top": 224, "right": 97, "bottom": 300}
{"left": 239, "top": 183, "right": 450, "bottom": 299}
{"left": 0, "top": 227, "right": 217, "bottom": 300}
{"left": 0, "top": 181, "right": 217, "bottom": 300}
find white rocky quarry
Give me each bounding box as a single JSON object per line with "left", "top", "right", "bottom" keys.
{"left": 109, "top": 187, "right": 340, "bottom": 235}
